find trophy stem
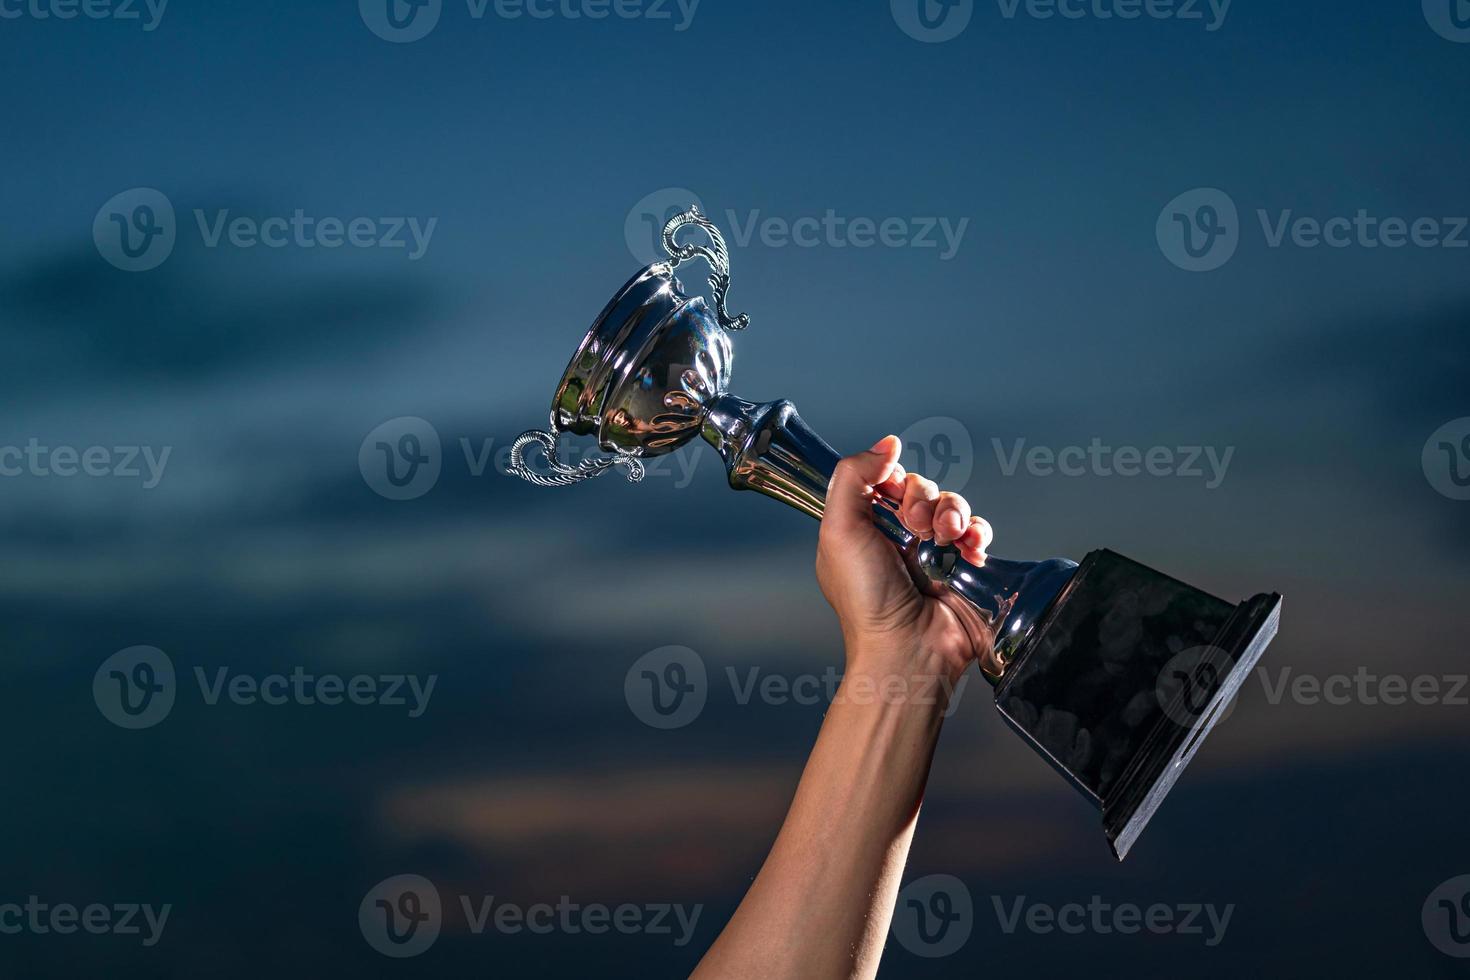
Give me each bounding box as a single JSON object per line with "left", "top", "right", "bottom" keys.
{"left": 700, "top": 394, "right": 1077, "bottom": 682}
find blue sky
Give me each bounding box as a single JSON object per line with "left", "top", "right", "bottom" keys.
{"left": 2, "top": 1, "right": 1469, "bottom": 976}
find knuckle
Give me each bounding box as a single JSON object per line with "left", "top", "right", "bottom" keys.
{"left": 831, "top": 457, "right": 859, "bottom": 487}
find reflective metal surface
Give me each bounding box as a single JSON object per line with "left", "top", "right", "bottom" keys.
{"left": 546, "top": 266, "right": 1077, "bottom": 682}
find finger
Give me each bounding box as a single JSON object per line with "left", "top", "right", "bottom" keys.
{"left": 876, "top": 463, "right": 906, "bottom": 502}
{"left": 932, "top": 491, "right": 971, "bottom": 547}
{"left": 899, "top": 472, "right": 940, "bottom": 537}
{"left": 824, "top": 436, "right": 902, "bottom": 533}
{"left": 957, "top": 515, "right": 993, "bottom": 563}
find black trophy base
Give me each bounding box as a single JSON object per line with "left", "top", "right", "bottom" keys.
{"left": 993, "top": 549, "right": 1281, "bottom": 860}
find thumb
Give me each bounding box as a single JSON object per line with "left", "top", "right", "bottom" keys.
{"left": 823, "top": 435, "right": 903, "bottom": 533}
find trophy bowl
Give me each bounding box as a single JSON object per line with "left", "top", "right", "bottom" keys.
{"left": 552, "top": 266, "right": 732, "bottom": 457}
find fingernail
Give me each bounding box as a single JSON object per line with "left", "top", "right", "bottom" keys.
{"left": 869, "top": 436, "right": 892, "bottom": 453}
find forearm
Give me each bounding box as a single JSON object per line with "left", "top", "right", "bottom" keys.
{"left": 692, "top": 650, "right": 954, "bottom": 980}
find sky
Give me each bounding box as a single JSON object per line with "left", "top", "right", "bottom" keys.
{"left": 2, "top": 0, "right": 1469, "bottom": 976}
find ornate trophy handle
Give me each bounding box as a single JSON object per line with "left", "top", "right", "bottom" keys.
{"left": 660, "top": 206, "right": 749, "bottom": 332}
{"left": 507, "top": 428, "right": 646, "bottom": 487}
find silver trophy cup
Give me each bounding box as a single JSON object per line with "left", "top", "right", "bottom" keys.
{"left": 512, "top": 207, "right": 1281, "bottom": 859}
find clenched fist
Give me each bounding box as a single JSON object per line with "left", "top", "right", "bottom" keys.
{"left": 816, "top": 435, "right": 996, "bottom": 686}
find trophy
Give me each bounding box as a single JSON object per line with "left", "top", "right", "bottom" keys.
{"left": 511, "top": 207, "right": 1281, "bottom": 860}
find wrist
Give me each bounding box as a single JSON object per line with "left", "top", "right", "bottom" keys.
{"left": 842, "top": 639, "right": 970, "bottom": 714}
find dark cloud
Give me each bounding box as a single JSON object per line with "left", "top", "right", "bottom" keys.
{"left": 0, "top": 228, "right": 441, "bottom": 386}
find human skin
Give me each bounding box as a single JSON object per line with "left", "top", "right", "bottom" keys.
{"left": 691, "top": 434, "right": 993, "bottom": 980}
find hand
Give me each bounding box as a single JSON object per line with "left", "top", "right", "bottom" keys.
{"left": 815, "top": 435, "right": 995, "bottom": 685}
